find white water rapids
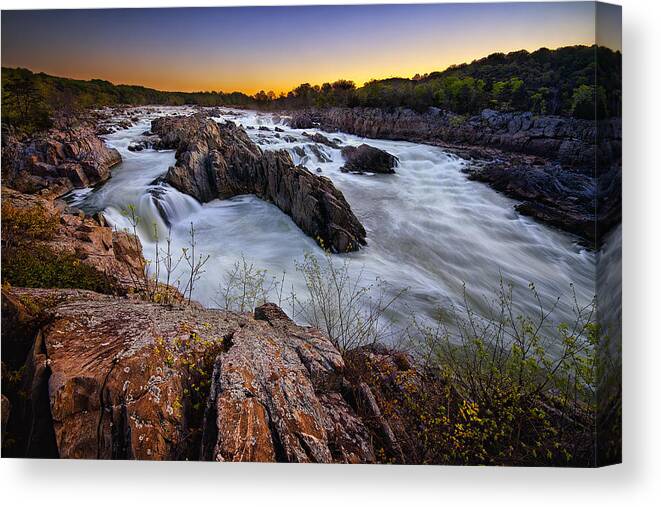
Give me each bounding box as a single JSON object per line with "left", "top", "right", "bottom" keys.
{"left": 67, "top": 107, "right": 597, "bottom": 352}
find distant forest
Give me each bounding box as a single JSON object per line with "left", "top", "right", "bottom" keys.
{"left": 2, "top": 45, "right": 621, "bottom": 133}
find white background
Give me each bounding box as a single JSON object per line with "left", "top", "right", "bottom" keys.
{"left": 1, "top": 0, "right": 658, "bottom": 505}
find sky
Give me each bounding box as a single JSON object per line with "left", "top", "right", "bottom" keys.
{"left": 1, "top": 2, "right": 622, "bottom": 95}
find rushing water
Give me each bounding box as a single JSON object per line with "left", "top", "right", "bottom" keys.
{"left": 68, "top": 107, "right": 596, "bottom": 351}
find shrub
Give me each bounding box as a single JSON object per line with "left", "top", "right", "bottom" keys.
{"left": 1, "top": 201, "right": 118, "bottom": 293}
{"left": 292, "top": 252, "right": 406, "bottom": 355}
{"left": 386, "top": 281, "right": 599, "bottom": 466}
{"left": 1, "top": 201, "right": 58, "bottom": 246}
{"left": 214, "top": 254, "right": 283, "bottom": 313}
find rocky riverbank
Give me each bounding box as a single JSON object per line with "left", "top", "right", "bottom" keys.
{"left": 151, "top": 113, "right": 366, "bottom": 253}
{"left": 287, "top": 107, "right": 622, "bottom": 246}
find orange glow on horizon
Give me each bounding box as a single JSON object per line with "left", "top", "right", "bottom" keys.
{"left": 31, "top": 39, "right": 600, "bottom": 97}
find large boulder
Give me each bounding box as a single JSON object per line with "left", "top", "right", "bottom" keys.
{"left": 2, "top": 127, "right": 121, "bottom": 196}
{"left": 2, "top": 289, "right": 386, "bottom": 463}
{"left": 340, "top": 144, "right": 398, "bottom": 174}
{"left": 152, "top": 114, "right": 366, "bottom": 253}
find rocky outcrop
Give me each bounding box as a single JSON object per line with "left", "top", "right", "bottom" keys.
{"left": 302, "top": 131, "right": 341, "bottom": 149}
{"left": 2, "top": 127, "right": 122, "bottom": 196}
{"left": 201, "top": 303, "right": 374, "bottom": 463}
{"left": 151, "top": 114, "right": 366, "bottom": 253}
{"left": 2, "top": 288, "right": 402, "bottom": 463}
{"left": 340, "top": 144, "right": 398, "bottom": 174}
{"left": 1, "top": 188, "right": 144, "bottom": 290}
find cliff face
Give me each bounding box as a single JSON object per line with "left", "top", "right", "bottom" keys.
{"left": 151, "top": 114, "right": 367, "bottom": 253}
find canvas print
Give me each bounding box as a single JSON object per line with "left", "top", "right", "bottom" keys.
{"left": 0, "top": 2, "right": 621, "bottom": 466}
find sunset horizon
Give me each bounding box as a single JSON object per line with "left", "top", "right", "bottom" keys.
{"left": 1, "top": 3, "right": 621, "bottom": 95}
{"left": 1, "top": 41, "right": 610, "bottom": 96}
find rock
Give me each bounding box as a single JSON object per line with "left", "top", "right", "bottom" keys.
{"left": 4, "top": 289, "right": 382, "bottom": 463}
{"left": 152, "top": 114, "right": 366, "bottom": 252}
{"left": 2, "top": 126, "right": 122, "bottom": 196}
{"left": 288, "top": 111, "right": 317, "bottom": 129}
{"left": 274, "top": 127, "right": 285, "bottom": 133}
{"left": 308, "top": 144, "right": 332, "bottom": 163}
{"left": 258, "top": 126, "right": 271, "bottom": 131}
{"left": 201, "top": 303, "right": 374, "bottom": 463}
{"left": 127, "top": 144, "right": 144, "bottom": 152}
{"left": 302, "top": 131, "right": 341, "bottom": 149}
{"left": 340, "top": 144, "right": 398, "bottom": 174}
{"left": 1, "top": 188, "right": 144, "bottom": 290}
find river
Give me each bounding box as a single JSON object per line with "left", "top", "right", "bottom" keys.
{"left": 67, "top": 106, "right": 598, "bottom": 353}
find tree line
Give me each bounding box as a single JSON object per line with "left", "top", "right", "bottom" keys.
{"left": 2, "top": 45, "right": 621, "bottom": 134}
{"left": 260, "top": 45, "right": 620, "bottom": 119}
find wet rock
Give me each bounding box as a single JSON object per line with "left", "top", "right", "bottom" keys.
{"left": 308, "top": 144, "right": 332, "bottom": 163}
{"left": 303, "top": 131, "right": 341, "bottom": 149}
{"left": 274, "top": 127, "right": 285, "bottom": 133}
{"left": 340, "top": 144, "right": 398, "bottom": 174}
{"left": 152, "top": 114, "right": 366, "bottom": 252}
